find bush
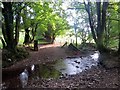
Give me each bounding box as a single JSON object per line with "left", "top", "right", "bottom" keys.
{"left": 2, "top": 47, "right": 29, "bottom": 68}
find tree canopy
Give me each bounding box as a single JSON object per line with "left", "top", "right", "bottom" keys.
{"left": 1, "top": 1, "right": 120, "bottom": 56}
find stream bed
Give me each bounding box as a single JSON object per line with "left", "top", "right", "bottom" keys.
{"left": 2, "top": 51, "right": 100, "bottom": 89}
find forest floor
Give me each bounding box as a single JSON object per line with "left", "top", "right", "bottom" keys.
{"left": 2, "top": 43, "right": 120, "bottom": 89}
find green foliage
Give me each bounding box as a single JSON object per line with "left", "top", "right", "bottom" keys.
{"left": 105, "top": 2, "right": 120, "bottom": 49}
{"left": 19, "top": 1, "right": 69, "bottom": 43}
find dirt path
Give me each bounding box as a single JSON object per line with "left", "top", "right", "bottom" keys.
{"left": 5, "top": 43, "right": 69, "bottom": 69}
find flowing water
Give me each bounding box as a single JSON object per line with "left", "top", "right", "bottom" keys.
{"left": 54, "top": 51, "right": 99, "bottom": 76}
{"left": 2, "top": 51, "right": 99, "bottom": 89}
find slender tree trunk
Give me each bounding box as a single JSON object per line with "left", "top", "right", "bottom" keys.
{"left": 23, "top": 6, "right": 32, "bottom": 45}
{"left": 31, "top": 28, "right": 35, "bottom": 42}
{"left": 96, "top": 2, "right": 101, "bottom": 37}
{"left": 105, "top": 19, "right": 110, "bottom": 47}
{"left": 51, "top": 33, "right": 55, "bottom": 44}
{"left": 31, "top": 23, "right": 38, "bottom": 42}
{"left": 96, "top": 2, "right": 109, "bottom": 53}
{"left": 14, "top": 13, "right": 20, "bottom": 46}
{"left": 118, "top": 32, "right": 120, "bottom": 53}
{"left": 0, "top": 37, "right": 6, "bottom": 48}
{"left": 84, "top": 2, "right": 97, "bottom": 43}
{"left": 118, "top": 5, "right": 120, "bottom": 54}
{"left": 2, "top": 22, "right": 7, "bottom": 47}
{"left": 96, "top": 2, "right": 104, "bottom": 52}
{"left": 84, "top": 2, "right": 108, "bottom": 53}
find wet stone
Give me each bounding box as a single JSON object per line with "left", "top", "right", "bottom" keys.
{"left": 76, "top": 66, "right": 79, "bottom": 68}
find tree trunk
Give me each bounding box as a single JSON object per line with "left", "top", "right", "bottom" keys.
{"left": 30, "top": 28, "right": 35, "bottom": 43}
{"left": 2, "top": 22, "right": 7, "bottom": 48}
{"left": 34, "top": 40, "right": 38, "bottom": 51}
{"left": 118, "top": 32, "right": 120, "bottom": 54}
{"left": 84, "top": 2, "right": 108, "bottom": 53}
{"left": 84, "top": 2, "right": 97, "bottom": 43}
{"left": 2, "top": 2, "right": 16, "bottom": 52}
{"left": 14, "top": 12, "right": 21, "bottom": 46}
{"left": 23, "top": 28, "right": 30, "bottom": 44}
{"left": 51, "top": 34, "right": 55, "bottom": 44}
{"left": 96, "top": 2, "right": 108, "bottom": 53}
{"left": 105, "top": 19, "right": 111, "bottom": 47}
{"left": 0, "top": 37, "right": 6, "bottom": 48}
{"left": 30, "top": 23, "right": 38, "bottom": 42}
{"left": 96, "top": 2, "right": 101, "bottom": 37}
{"left": 118, "top": 5, "right": 120, "bottom": 54}
{"left": 44, "top": 31, "right": 52, "bottom": 42}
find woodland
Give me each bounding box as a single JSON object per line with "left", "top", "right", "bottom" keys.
{"left": 1, "top": 0, "right": 120, "bottom": 89}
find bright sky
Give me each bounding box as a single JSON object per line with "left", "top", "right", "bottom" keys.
{"left": 58, "top": 0, "right": 92, "bottom": 36}
{"left": 61, "top": 1, "right": 86, "bottom": 30}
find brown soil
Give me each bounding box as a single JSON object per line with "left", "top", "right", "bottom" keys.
{"left": 2, "top": 43, "right": 120, "bottom": 88}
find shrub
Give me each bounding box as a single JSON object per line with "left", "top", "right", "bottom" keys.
{"left": 2, "top": 47, "right": 29, "bottom": 68}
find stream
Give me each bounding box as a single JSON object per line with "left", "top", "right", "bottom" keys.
{"left": 2, "top": 51, "right": 100, "bottom": 89}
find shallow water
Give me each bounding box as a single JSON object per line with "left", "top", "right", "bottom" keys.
{"left": 2, "top": 51, "right": 99, "bottom": 89}
{"left": 54, "top": 51, "right": 99, "bottom": 76}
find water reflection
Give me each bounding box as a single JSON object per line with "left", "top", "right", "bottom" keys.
{"left": 54, "top": 51, "right": 99, "bottom": 76}
{"left": 90, "top": 51, "right": 99, "bottom": 60}
{"left": 31, "top": 65, "right": 35, "bottom": 71}
{"left": 31, "top": 64, "right": 61, "bottom": 79}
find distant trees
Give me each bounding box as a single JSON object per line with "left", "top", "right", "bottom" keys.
{"left": 31, "top": 2, "right": 69, "bottom": 43}
{"left": 68, "top": 0, "right": 120, "bottom": 53}
{"left": 22, "top": 3, "right": 34, "bottom": 44}
{"left": 43, "top": 15, "right": 69, "bottom": 43}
